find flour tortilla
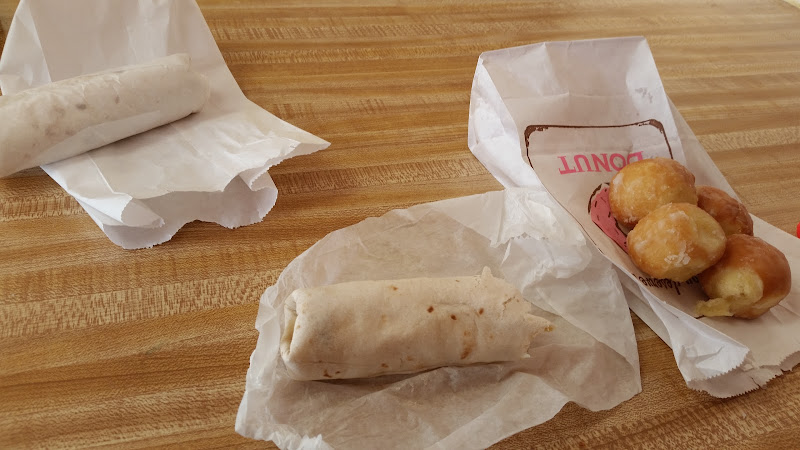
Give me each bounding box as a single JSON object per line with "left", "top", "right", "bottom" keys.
{"left": 0, "top": 53, "right": 210, "bottom": 177}
{"left": 280, "top": 268, "right": 553, "bottom": 381}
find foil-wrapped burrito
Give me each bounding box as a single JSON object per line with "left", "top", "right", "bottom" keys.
{"left": 0, "top": 53, "right": 210, "bottom": 177}
{"left": 280, "top": 268, "right": 553, "bottom": 381}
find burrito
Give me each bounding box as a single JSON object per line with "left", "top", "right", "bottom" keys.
{"left": 280, "top": 268, "right": 553, "bottom": 381}
{"left": 0, "top": 53, "right": 210, "bottom": 177}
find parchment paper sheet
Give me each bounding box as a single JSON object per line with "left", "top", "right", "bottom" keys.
{"left": 236, "top": 188, "right": 641, "bottom": 449}
{"left": 0, "top": 0, "right": 329, "bottom": 249}
{"left": 467, "top": 36, "right": 800, "bottom": 397}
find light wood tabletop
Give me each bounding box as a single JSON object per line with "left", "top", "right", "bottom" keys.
{"left": 2, "top": 0, "right": 800, "bottom": 448}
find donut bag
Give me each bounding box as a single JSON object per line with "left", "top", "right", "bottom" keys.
{"left": 467, "top": 36, "right": 800, "bottom": 397}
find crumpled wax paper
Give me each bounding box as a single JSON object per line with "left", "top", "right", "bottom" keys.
{"left": 467, "top": 36, "right": 800, "bottom": 397}
{"left": 0, "top": 0, "right": 329, "bottom": 249}
{"left": 236, "top": 187, "right": 641, "bottom": 449}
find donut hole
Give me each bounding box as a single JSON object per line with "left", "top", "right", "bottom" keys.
{"left": 696, "top": 185, "right": 754, "bottom": 236}
{"left": 697, "top": 234, "right": 791, "bottom": 319}
{"left": 609, "top": 157, "right": 698, "bottom": 228}
{"left": 627, "top": 203, "right": 726, "bottom": 282}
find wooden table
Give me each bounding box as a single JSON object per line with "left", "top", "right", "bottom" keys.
{"left": 2, "top": 0, "right": 800, "bottom": 448}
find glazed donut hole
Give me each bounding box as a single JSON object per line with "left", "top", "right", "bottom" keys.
{"left": 697, "top": 234, "right": 792, "bottom": 319}
{"left": 627, "top": 202, "right": 727, "bottom": 282}
{"left": 609, "top": 157, "right": 698, "bottom": 229}
{"left": 696, "top": 185, "right": 754, "bottom": 236}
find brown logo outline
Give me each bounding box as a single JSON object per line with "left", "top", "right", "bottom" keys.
{"left": 523, "top": 119, "right": 673, "bottom": 170}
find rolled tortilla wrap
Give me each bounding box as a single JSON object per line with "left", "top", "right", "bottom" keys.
{"left": 280, "top": 267, "right": 553, "bottom": 381}
{"left": 0, "top": 53, "right": 210, "bottom": 177}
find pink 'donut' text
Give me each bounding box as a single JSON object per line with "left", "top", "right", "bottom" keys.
{"left": 557, "top": 152, "right": 643, "bottom": 174}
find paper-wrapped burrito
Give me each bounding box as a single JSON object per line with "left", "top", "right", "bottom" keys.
{"left": 236, "top": 188, "right": 641, "bottom": 449}
{"left": 0, "top": 53, "right": 210, "bottom": 177}
{"left": 280, "top": 268, "right": 553, "bottom": 380}
{"left": 0, "top": 0, "right": 330, "bottom": 249}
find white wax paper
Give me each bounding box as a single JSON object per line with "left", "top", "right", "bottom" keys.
{"left": 0, "top": 0, "right": 329, "bottom": 249}
{"left": 468, "top": 36, "right": 800, "bottom": 397}
{"left": 236, "top": 187, "right": 641, "bottom": 449}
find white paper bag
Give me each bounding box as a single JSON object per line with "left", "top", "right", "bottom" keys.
{"left": 236, "top": 187, "right": 641, "bottom": 449}
{"left": 0, "top": 0, "right": 330, "bottom": 249}
{"left": 468, "top": 36, "right": 800, "bottom": 397}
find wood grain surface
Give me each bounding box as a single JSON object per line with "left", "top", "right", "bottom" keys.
{"left": 2, "top": 0, "right": 800, "bottom": 448}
